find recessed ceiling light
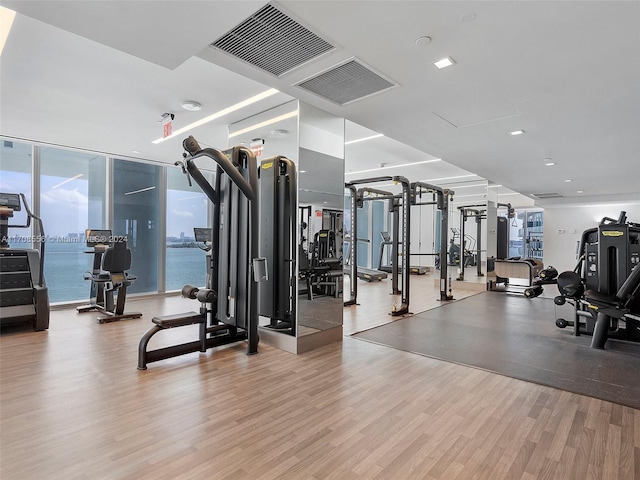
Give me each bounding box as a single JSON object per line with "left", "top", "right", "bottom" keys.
{"left": 345, "top": 133, "right": 384, "bottom": 145}
{"left": 181, "top": 101, "right": 202, "bottom": 111}
{"left": 345, "top": 158, "right": 441, "bottom": 176}
{"left": 415, "top": 36, "right": 432, "bottom": 47}
{"left": 299, "top": 170, "right": 307, "bottom": 173}
{"left": 228, "top": 110, "right": 298, "bottom": 139}
{"left": 132, "top": 150, "right": 140, "bottom": 154}
{"left": 433, "top": 57, "right": 455, "bottom": 69}
{"left": 510, "top": 130, "right": 525, "bottom": 136}
{"left": 577, "top": 190, "right": 584, "bottom": 194}
{"left": 564, "top": 179, "right": 572, "bottom": 183}
{"left": 544, "top": 161, "right": 555, "bottom": 166}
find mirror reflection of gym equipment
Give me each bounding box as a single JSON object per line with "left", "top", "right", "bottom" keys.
{"left": 0, "top": 192, "right": 50, "bottom": 331}
{"left": 453, "top": 206, "right": 486, "bottom": 282}
{"left": 344, "top": 177, "right": 455, "bottom": 314}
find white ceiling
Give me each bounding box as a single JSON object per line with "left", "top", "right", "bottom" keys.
{"left": 1, "top": 1, "right": 638, "bottom": 208}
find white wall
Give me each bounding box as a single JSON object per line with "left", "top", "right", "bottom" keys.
{"left": 409, "top": 202, "right": 437, "bottom": 267}
{"left": 544, "top": 202, "right": 640, "bottom": 273}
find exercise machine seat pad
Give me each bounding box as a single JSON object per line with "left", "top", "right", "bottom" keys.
{"left": 152, "top": 312, "right": 204, "bottom": 328}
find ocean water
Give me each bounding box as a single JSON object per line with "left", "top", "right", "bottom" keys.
{"left": 6, "top": 241, "right": 206, "bottom": 304}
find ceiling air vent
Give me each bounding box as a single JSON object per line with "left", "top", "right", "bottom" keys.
{"left": 531, "top": 192, "right": 563, "bottom": 199}
{"left": 211, "top": 4, "right": 334, "bottom": 76}
{"left": 296, "top": 59, "right": 396, "bottom": 105}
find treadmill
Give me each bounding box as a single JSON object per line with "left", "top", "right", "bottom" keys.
{"left": 344, "top": 236, "right": 388, "bottom": 282}
{"left": 378, "top": 231, "right": 429, "bottom": 275}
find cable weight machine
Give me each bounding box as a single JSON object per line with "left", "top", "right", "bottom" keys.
{"left": 410, "top": 182, "right": 455, "bottom": 301}
{"left": 138, "top": 136, "right": 263, "bottom": 369}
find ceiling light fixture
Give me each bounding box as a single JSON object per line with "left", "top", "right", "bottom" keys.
{"left": 544, "top": 161, "right": 555, "bottom": 166}
{"left": 181, "top": 100, "right": 202, "bottom": 111}
{"left": 0, "top": 6, "right": 16, "bottom": 57}
{"left": 577, "top": 190, "right": 584, "bottom": 194}
{"left": 510, "top": 130, "right": 525, "bottom": 136}
{"left": 451, "top": 183, "right": 489, "bottom": 189}
{"left": 415, "top": 36, "right": 432, "bottom": 47}
{"left": 124, "top": 186, "right": 156, "bottom": 196}
{"left": 345, "top": 159, "right": 441, "bottom": 176}
{"left": 453, "top": 194, "right": 485, "bottom": 199}
{"left": 228, "top": 110, "right": 298, "bottom": 139}
{"left": 564, "top": 179, "right": 572, "bottom": 183}
{"left": 460, "top": 12, "right": 477, "bottom": 23}
{"left": 152, "top": 88, "right": 279, "bottom": 144}
{"left": 433, "top": 57, "right": 455, "bottom": 69}
{"left": 51, "top": 174, "right": 84, "bottom": 190}
{"left": 345, "top": 133, "right": 384, "bottom": 145}
{"left": 422, "top": 174, "right": 478, "bottom": 183}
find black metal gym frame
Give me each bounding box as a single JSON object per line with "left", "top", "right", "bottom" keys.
{"left": 344, "top": 184, "right": 358, "bottom": 306}
{"left": 456, "top": 205, "right": 486, "bottom": 281}
{"left": 410, "top": 182, "right": 455, "bottom": 302}
{"left": 357, "top": 186, "right": 402, "bottom": 294}
{"left": 258, "top": 156, "right": 297, "bottom": 335}
{"left": 137, "top": 136, "right": 261, "bottom": 369}
{"left": 346, "top": 176, "right": 411, "bottom": 316}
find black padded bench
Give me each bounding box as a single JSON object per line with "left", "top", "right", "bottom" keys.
{"left": 151, "top": 312, "right": 203, "bottom": 328}
{"left": 137, "top": 310, "right": 246, "bottom": 370}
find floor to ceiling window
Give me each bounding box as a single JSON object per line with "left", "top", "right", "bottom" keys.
{"left": 113, "top": 159, "right": 160, "bottom": 294}
{"left": 40, "top": 147, "right": 106, "bottom": 303}
{"left": 165, "top": 166, "right": 209, "bottom": 291}
{"left": 0, "top": 140, "right": 32, "bottom": 244}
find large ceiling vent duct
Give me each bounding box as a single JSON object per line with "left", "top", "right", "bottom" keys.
{"left": 296, "top": 59, "right": 396, "bottom": 105}
{"left": 211, "top": 4, "right": 334, "bottom": 77}
{"left": 531, "top": 192, "right": 563, "bottom": 199}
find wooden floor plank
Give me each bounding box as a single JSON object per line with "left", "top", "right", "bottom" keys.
{"left": 1, "top": 275, "right": 638, "bottom": 479}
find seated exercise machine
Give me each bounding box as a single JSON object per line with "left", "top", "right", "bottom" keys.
{"left": 584, "top": 265, "right": 640, "bottom": 349}
{"left": 0, "top": 192, "right": 49, "bottom": 331}
{"left": 138, "top": 148, "right": 297, "bottom": 357}
{"left": 138, "top": 136, "right": 272, "bottom": 369}
{"left": 298, "top": 244, "right": 340, "bottom": 300}
{"left": 307, "top": 230, "right": 342, "bottom": 298}
{"left": 76, "top": 229, "right": 142, "bottom": 323}
{"left": 553, "top": 211, "right": 640, "bottom": 348}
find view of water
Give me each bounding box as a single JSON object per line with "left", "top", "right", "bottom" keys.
{"left": 8, "top": 241, "right": 206, "bottom": 304}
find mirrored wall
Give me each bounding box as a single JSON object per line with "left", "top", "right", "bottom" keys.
{"left": 228, "top": 101, "right": 345, "bottom": 353}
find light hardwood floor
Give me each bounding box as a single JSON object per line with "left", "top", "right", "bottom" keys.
{"left": 1, "top": 273, "right": 638, "bottom": 480}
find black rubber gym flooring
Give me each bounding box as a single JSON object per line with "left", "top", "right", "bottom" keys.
{"left": 353, "top": 292, "right": 640, "bottom": 409}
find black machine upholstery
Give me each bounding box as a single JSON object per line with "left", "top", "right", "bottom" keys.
{"left": 78, "top": 239, "right": 141, "bottom": 323}
{"left": 584, "top": 265, "right": 640, "bottom": 349}
{"left": 101, "top": 240, "right": 132, "bottom": 276}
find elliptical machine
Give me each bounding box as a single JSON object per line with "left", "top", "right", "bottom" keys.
{"left": 0, "top": 192, "right": 50, "bottom": 331}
